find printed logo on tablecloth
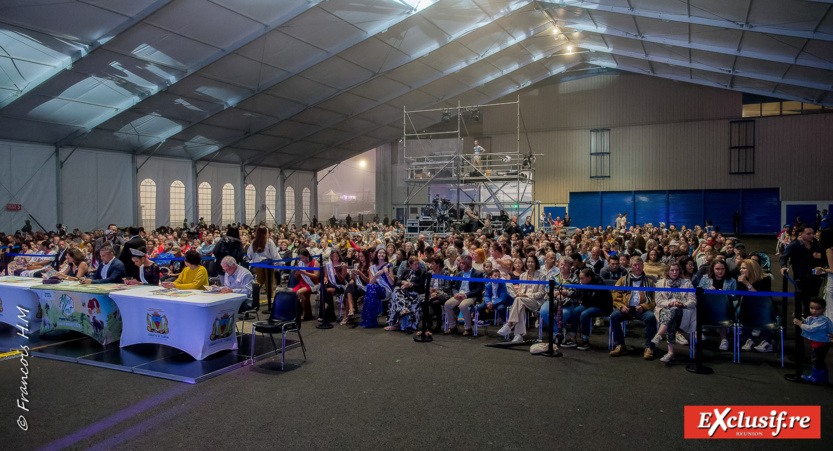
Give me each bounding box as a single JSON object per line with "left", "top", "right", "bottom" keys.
{"left": 60, "top": 294, "right": 75, "bottom": 316}
{"left": 147, "top": 309, "right": 170, "bottom": 334}
{"left": 86, "top": 298, "right": 101, "bottom": 315}
{"left": 210, "top": 311, "right": 234, "bottom": 341}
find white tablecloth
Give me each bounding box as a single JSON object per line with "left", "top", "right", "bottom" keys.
{"left": 0, "top": 277, "right": 44, "bottom": 330}
{"left": 109, "top": 285, "right": 248, "bottom": 360}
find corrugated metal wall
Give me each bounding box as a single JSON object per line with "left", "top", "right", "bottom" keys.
{"left": 479, "top": 73, "right": 833, "bottom": 204}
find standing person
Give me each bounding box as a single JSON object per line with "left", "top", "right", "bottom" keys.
{"left": 472, "top": 139, "right": 485, "bottom": 173}
{"left": 780, "top": 226, "right": 823, "bottom": 319}
{"left": 793, "top": 297, "right": 833, "bottom": 384}
{"left": 520, "top": 216, "right": 535, "bottom": 237}
{"left": 733, "top": 210, "right": 741, "bottom": 235}
{"left": 118, "top": 226, "right": 145, "bottom": 280}
{"left": 247, "top": 226, "right": 280, "bottom": 302}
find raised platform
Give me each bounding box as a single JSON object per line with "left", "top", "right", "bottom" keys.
{"left": 1, "top": 323, "right": 299, "bottom": 383}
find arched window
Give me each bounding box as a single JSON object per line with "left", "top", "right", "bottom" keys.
{"left": 139, "top": 179, "right": 156, "bottom": 231}
{"left": 265, "top": 185, "right": 277, "bottom": 226}
{"left": 302, "top": 187, "right": 311, "bottom": 223}
{"left": 198, "top": 182, "right": 211, "bottom": 224}
{"left": 245, "top": 184, "right": 257, "bottom": 225}
{"left": 170, "top": 180, "right": 185, "bottom": 227}
{"left": 285, "top": 186, "right": 295, "bottom": 224}
{"left": 222, "top": 183, "right": 235, "bottom": 226}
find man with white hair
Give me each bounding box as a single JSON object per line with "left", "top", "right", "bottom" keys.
{"left": 218, "top": 256, "right": 253, "bottom": 299}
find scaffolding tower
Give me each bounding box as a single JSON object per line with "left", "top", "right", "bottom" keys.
{"left": 400, "top": 97, "right": 539, "bottom": 237}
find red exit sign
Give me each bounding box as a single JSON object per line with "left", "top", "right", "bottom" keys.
{"left": 6, "top": 204, "right": 22, "bottom": 211}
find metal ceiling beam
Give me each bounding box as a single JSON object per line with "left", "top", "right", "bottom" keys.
{"left": 53, "top": 0, "right": 325, "bottom": 148}
{"left": 574, "top": 40, "right": 832, "bottom": 91}
{"left": 0, "top": 0, "right": 174, "bottom": 111}
{"left": 187, "top": 1, "right": 541, "bottom": 165}
{"left": 545, "top": 15, "right": 833, "bottom": 71}
{"left": 282, "top": 62, "right": 598, "bottom": 172}
{"left": 543, "top": 0, "right": 833, "bottom": 42}
{"left": 240, "top": 20, "right": 556, "bottom": 166}
{"left": 128, "top": 0, "right": 446, "bottom": 157}
{"left": 280, "top": 50, "right": 581, "bottom": 169}
{"left": 590, "top": 59, "right": 828, "bottom": 106}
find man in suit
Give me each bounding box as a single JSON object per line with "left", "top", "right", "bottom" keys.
{"left": 444, "top": 254, "right": 485, "bottom": 336}
{"left": 82, "top": 245, "right": 125, "bottom": 284}
{"left": 118, "top": 226, "right": 145, "bottom": 280}
{"left": 51, "top": 239, "right": 68, "bottom": 270}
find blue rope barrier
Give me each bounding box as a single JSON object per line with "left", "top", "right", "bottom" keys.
{"left": 431, "top": 274, "right": 794, "bottom": 297}
{"left": 149, "top": 256, "right": 216, "bottom": 261}
{"left": 5, "top": 253, "right": 56, "bottom": 258}
{"left": 249, "top": 262, "right": 322, "bottom": 271}
{"left": 0, "top": 246, "right": 20, "bottom": 250}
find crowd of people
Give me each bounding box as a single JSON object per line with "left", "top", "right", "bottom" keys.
{"left": 2, "top": 212, "right": 832, "bottom": 381}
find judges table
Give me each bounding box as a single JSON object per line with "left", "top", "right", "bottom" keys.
{"left": 0, "top": 276, "right": 43, "bottom": 330}
{"left": 109, "top": 285, "right": 247, "bottom": 360}
{"left": 30, "top": 282, "right": 133, "bottom": 345}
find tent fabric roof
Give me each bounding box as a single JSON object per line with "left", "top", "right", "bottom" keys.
{"left": 0, "top": 0, "right": 831, "bottom": 172}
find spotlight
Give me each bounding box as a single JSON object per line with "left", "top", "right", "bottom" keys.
{"left": 471, "top": 108, "right": 480, "bottom": 122}
{"left": 441, "top": 109, "right": 451, "bottom": 123}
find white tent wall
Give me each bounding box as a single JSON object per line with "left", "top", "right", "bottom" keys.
{"left": 243, "top": 166, "right": 282, "bottom": 227}
{"left": 137, "top": 157, "right": 195, "bottom": 230}
{"left": 284, "top": 170, "right": 317, "bottom": 227}
{"left": 196, "top": 162, "right": 243, "bottom": 227}
{"left": 0, "top": 140, "right": 57, "bottom": 234}
{"left": 60, "top": 148, "right": 133, "bottom": 232}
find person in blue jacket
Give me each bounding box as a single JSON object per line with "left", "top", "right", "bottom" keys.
{"left": 477, "top": 269, "right": 513, "bottom": 325}
{"left": 82, "top": 245, "right": 125, "bottom": 284}
{"left": 793, "top": 297, "right": 833, "bottom": 384}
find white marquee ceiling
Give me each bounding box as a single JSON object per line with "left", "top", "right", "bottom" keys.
{"left": 0, "top": 0, "right": 831, "bottom": 171}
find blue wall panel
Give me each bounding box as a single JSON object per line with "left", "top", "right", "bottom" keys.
{"left": 601, "top": 192, "right": 634, "bottom": 228}
{"left": 543, "top": 206, "right": 567, "bottom": 222}
{"left": 568, "top": 192, "right": 601, "bottom": 228}
{"left": 704, "top": 190, "right": 740, "bottom": 233}
{"left": 668, "top": 191, "right": 703, "bottom": 229}
{"left": 742, "top": 189, "right": 780, "bottom": 234}
{"left": 634, "top": 191, "right": 668, "bottom": 226}
{"left": 786, "top": 204, "right": 817, "bottom": 228}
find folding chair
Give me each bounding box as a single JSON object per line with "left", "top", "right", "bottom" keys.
{"left": 250, "top": 289, "right": 306, "bottom": 370}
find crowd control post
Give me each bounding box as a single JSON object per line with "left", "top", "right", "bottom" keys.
{"left": 316, "top": 255, "right": 333, "bottom": 330}
{"left": 784, "top": 289, "right": 806, "bottom": 383}
{"left": 686, "top": 287, "right": 714, "bottom": 375}
{"left": 414, "top": 273, "right": 433, "bottom": 343}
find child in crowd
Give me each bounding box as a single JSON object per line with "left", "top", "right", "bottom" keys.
{"left": 793, "top": 297, "right": 833, "bottom": 384}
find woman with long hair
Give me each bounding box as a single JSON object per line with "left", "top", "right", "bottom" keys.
{"left": 738, "top": 259, "right": 776, "bottom": 352}
{"left": 247, "top": 225, "right": 280, "bottom": 301}
{"left": 652, "top": 262, "right": 696, "bottom": 361}
{"left": 698, "top": 259, "right": 737, "bottom": 351}
{"left": 343, "top": 249, "right": 370, "bottom": 324}
{"left": 359, "top": 248, "right": 394, "bottom": 328}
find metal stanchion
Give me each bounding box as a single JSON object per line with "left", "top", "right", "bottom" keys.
{"left": 414, "top": 273, "right": 433, "bottom": 342}
{"left": 538, "top": 279, "right": 562, "bottom": 357}
{"left": 686, "top": 287, "right": 714, "bottom": 375}
{"left": 316, "top": 255, "right": 333, "bottom": 330}
{"left": 784, "top": 284, "right": 806, "bottom": 383}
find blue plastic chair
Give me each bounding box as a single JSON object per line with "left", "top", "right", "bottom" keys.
{"left": 737, "top": 295, "right": 784, "bottom": 367}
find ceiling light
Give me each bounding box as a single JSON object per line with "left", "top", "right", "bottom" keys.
{"left": 566, "top": 45, "right": 574, "bottom": 53}
{"left": 441, "top": 109, "right": 451, "bottom": 123}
